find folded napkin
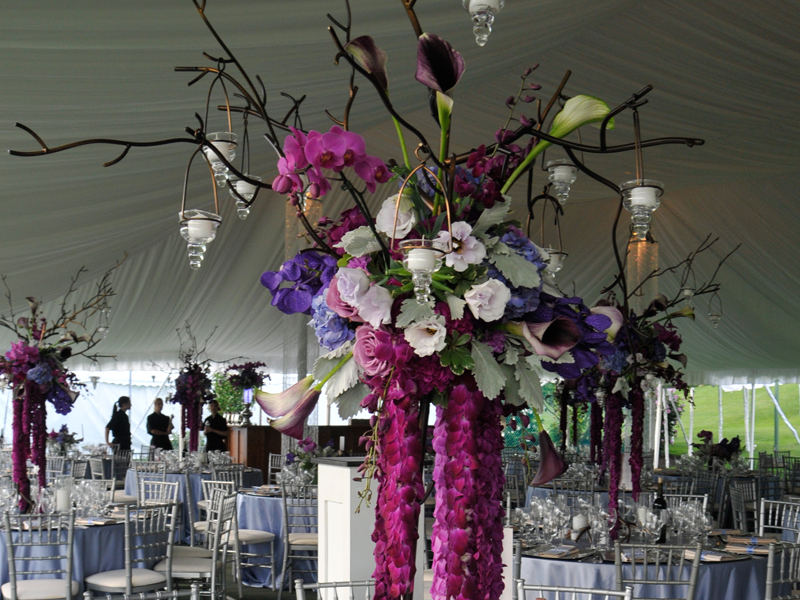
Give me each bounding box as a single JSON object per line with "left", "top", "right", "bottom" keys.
{"left": 538, "top": 545, "right": 579, "bottom": 559}
{"left": 726, "top": 535, "right": 775, "bottom": 546}
{"left": 725, "top": 543, "right": 771, "bottom": 555}
{"left": 621, "top": 549, "right": 648, "bottom": 563}
{"left": 76, "top": 517, "right": 117, "bottom": 526}
{"left": 684, "top": 549, "right": 739, "bottom": 562}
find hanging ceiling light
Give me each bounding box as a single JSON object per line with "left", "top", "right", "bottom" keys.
{"left": 461, "top": 0, "right": 504, "bottom": 46}
{"left": 546, "top": 158, "right": 578, "bottom": 205}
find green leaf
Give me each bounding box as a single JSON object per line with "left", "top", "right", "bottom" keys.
{"left": 334, "top": 226, "right": 382, "bottom": 257}
{"left": 472, "top": 203, "right": 511, "bottom": 238}
{"left": 549, "top": 95, "right": 614, "bottom": 139}
{"left": 324, "top": 354, "right": 359, "bottom": 398}
{"left": 470, "top": 341, "right": 506, "bottom": 400}
{"left": 501, "top": 364, "right": 523, "bottom": 406}
{"left": 502, "top": 346, "right": 520, "bottom": 366}
{"left": 312, "top": 342, "right": 354, "bottom": 382}
{"left": 515, "top": 360, "right": 544, "bottom": 412}
{"left": 396, "top": 298, "right": 435, "bottom": 328}
{"left": 489, "top": 251, "right": 541, "bottom": 288}
{"left": 333, "top": 382, "right": 370, "bottom": 420}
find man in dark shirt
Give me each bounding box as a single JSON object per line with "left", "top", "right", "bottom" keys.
{"left": 147, "top": 397, "right": 173, "bottom": 451}
{"left": 203, "top": 399, "right": 228, "bottom": 452}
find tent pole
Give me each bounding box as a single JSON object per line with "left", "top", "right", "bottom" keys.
{"left": 743, "top": 387, "right": 750, "bottom": 463}
{"left": 663, "top": 388, "right": 670, "bottom": 468}
{"left": 751, "top": 383, "right": 757, "bottom": 468}
{"left": 774, "top": 380, "right": 780, "bottom": 453}
{"left": 718, "top": 386, "right": 723, "bottom": 441}
{"left": 653, "top": 383, "right": 663, "bottom": 470}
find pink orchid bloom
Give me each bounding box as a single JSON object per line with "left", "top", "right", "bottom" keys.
{"left": 354, "top": 156, "right": 392, "bottom": 193}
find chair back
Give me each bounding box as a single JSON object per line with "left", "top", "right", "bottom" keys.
{"left": 775, "top": 451, "right": 792, "bottom": 470}
{"left": 664, "top": 493, "right": 709, "bottom": 513}
{"left": 122, "top": 502, "right": 177, "bottom": 594}
{"left": 210, "top": 464, "right": 244, "bottom": 488}
{"left": 760, "top": 499, "right": 800, "bottom": 541}
{"left": 89, "top": 458, "right": 106, "bottom": 480}
{"left": 81, "top": 478, "right": 115, "bottom": 507}
{"left": 730, "top": 479, "right": 759, "bottom": 534}
{"left": 614, "top": 541, "right": 702, "bottom": 600}
{"left": 281, "top": 482, "right": 318, "bottom": 541}
{"left": 84, "top": 583, "right": 200, "bottom": 600}
{"left": 518, "top": 581, "right": 633, "bottom": 600}
{"left": 201, "top": 480, "right": 235, "bottom": 507}
{"left": 3, "top": 510, "right": 75, "bottom": 600}
{"left": 140, "top": 445, "right": 153, "bottom": 460}
{"left": 295, "top": 579, "right": 375, "bottom": 600}
{"left": 662, "top": 478, "right": 696, "bottom": 496}
{"left": 766, "top": 542, "right": 800, "bottom": 600}
{"left": 504, "top": 459, "right": 525, "bottom": 507}
{"left": 69, "top": 459, "right": 88, "bottom": 479}
{"left": 46, "top": 456, "right": 66, "bottom": 484}
{"left": 205, "top": 489, "right": 237, "bottom": 567}
{"left": 112, "top": 450, "right": 132, "bottom": 482}
{"left": 268, "top": 453, "right": 284, "bottom": 484}
{"left": 139, "top": 480, "right": 180, "bottom": 506}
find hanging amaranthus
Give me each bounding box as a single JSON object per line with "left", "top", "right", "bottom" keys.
{"left": 605, "top": 392, "right": 624, "bottom": 539}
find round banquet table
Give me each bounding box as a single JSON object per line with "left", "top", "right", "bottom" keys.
{"left": 236, "top": 491, "right": 317, "bottom": 588}
{"left": 520, "top": 550, "right": 785, "bottom": 600}
{"left": 0, "top": 523, "right": 128, "bottom": 594}
{"left": 125, "top": 468, "right": 263, "bottom": 542}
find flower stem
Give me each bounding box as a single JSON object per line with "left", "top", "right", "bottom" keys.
{"left": 393, "top": 117, "right": 411, "bottom": 169}
{"left": 500, "top": 139, "right": 549, "bottom": 195}
{"left": 313, "top": 351, "right": 354, "bottom": 392}
{"left": 531, "top": 407, "right": 544, "bottom": 432}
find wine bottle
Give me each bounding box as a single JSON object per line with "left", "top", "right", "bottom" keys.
{"left": 653, "top": 477, "right": 668, "bottom": 544}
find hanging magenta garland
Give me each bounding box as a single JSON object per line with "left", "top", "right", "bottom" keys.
{"left": 605, "top": 392, "right": 624, "bottom": 539}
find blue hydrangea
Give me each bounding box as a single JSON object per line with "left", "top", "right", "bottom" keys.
{"left": 310, "top": 292, "right": 355, "bottom": 351}
{"left": 26, "top": 363, "right": 52, "bottom": 385}
{"left": 602, "top": 348, "right": 630, "bottom": 374}
{"left": 651, "top": 340, "right": 667, "bottom": 363}
{"left": 486, "top": 226, "right": 547, "bottom": 319}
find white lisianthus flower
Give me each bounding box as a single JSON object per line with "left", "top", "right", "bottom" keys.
{"left": 356, "top": 285, "right": 393, "bottom": 328}
{"left": 464, "top": 279, "right": 511, "bottom": 322}
{"left": 404, "top": 315, "right": 448, "bottom": 357}
{"left": 335, "top": 267, "right": 370, "bottom": 307}
{"left": 437, "top": 221, "right": 486, "bottom": 272}
{"left": 375, "top": 192, "right": 417, "bottom": 239}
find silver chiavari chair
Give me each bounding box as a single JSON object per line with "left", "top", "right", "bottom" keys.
{"left": 295, "top": 579, "right": 374, "bottom": 600}
{"left": 614, "top": 541, "right": 702, "bottom": 600}
{"left": 84, "top": 582, "right": 200, "bottom": 600}
{"left": 518, "top": 581, "right": 633, "bottom": 600}
{"left": 765, "top": 542, "right": 800, "bottom": 600}
{"left": 2, "top": 510, "right": 77, "bottom": 600}
{"left": 278, "top": 482, "right": 318, "bottom": 600}
{"left": 760, "top": 499, "right": 800, "bottom": 542}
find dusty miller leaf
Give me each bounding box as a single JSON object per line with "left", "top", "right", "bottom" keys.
{"left": 472, "top": 203, "right": 511, "bottom": 238}
{"left": 502, "top": 346, "right": 520, "bottom": 366}
{"left": 334, "top": 226, "right": 382, "bottom": 257}
{"left": 333, "top": 382, "right": 370, "bottom": 420}
{"left": 446, "top": 294, "right": 466, "bottom": 320}
{"left": 502, "top": 363, "right": 524, "bottom": 406}
{"left": 325, "top": 354, "right": 360, "bottom": 398}
{"left": 489, "top": 251, "right": 541, "bottom": 288}
{"left": 515, "top": 360, "right": 544, "bottom": 412}
{"left": 470, "top": 341, "right": 506, "bottom": 400}
{"left": 396, "top": 298, "right": 435, "bottom": 328}
{"left": 312, "top": 341, "right": 354, "bottom": 382}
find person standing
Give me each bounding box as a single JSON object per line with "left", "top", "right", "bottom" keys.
{"left": 105, "top": 396, "right": 132, "bottom": 452}
{"left": 203, "top": 399, "right": 228, "bottom": 452}
{"left": 147, "top": 397, "right": 174, "bottom": 451}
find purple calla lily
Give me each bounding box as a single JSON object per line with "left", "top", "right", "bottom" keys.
{"left": 531, "top": 430, "right": 566, "bottom": 486}
{"left": 255, "top": 375, "right": 321, "bottom": 439}
{"left": 345, "top": 36, "right": 389, "bottom": 93}
{"left": 520, "top": 317, "right": 582, "bottom": 360}
{"left": 590, "top": 305, "right": 624, "bottom": 341}
{"left": 414, "top": 33, "right": 465, "bottom": 95}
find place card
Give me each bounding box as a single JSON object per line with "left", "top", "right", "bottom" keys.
{"left": 537, "top": 545, "right": 579, "bottom": 559}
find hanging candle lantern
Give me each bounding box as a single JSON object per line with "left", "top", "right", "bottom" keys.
{"left": 461, "top": 0, "right": 505, "bottom": 46}
{"left": 546, "top": 158, "right": 578, "bottom": 205}
{"left": 620, "top": 179, "right": 664, "bottom": 240}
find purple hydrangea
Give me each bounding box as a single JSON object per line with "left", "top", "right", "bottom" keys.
{"left": 484, "top": 226, "right": 547, "bottom": 319}
{"left": 310, "top": 292, "right": 355, "bottom": 351}
{"left": 26, "top": 363, "right": 52, "bottom": 385}
{"left": 261, "top": 250, "right": 338, "bottom": 315}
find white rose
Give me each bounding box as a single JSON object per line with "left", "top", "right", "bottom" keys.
{"left": 464, "top": 279, "right": 511, "bottom": 322}
{"left": 335, "top": 267, "right": 371, "bottom": 307}
{"left": 375, "top": 192, "right": 417, "bottom": 239}
{"left": 403, "top": 315, "right": 447, "bottom": 357}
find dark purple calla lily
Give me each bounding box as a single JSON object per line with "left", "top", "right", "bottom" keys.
{"left": 531, "top": 430, "right": 566, "bottom": 486}
{"left": 414, "top": 33, "right": 465, "bottom": 95}
{"left": 345, "top": 36, "right": 388, "bottom": 93}
{"left": 521, "top": 317, "right": 582, "bottom": 360}
{"left": 255, "top": 375, "right": 321, "bottom": 439}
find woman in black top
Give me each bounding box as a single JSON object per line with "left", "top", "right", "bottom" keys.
{"left": 203, "top": 400, "right": 228, "bottom": 452}
{"left": 147, "top": 397, "right": 173, "bottom": 451}
{"left": 105, "top": 396, "right": 132, "bottom": 452}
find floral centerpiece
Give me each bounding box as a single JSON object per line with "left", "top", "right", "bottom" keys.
{"left": 225, "top": 361, "right": 268, "bottom": 410}
{"left": 693, "top": 430, "right": 742, "bottom": 467}
{"left": 284, "top": 436, "right": 336, "bottom": 484}
{"left": 47, "top": 424, "right": 83, "bottom": 455}
{"left": 0, "top": 264, "right": 119, "bottom": 511}
{"left": 171, "top": 361, "right": 214, "bottom": 453}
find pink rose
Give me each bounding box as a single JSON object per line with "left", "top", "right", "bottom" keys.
{"left": 325, "top": 275, "right": 362, "bottom": 321}
{"left": 353, "top": 325, "right": 394, "bottom": 378}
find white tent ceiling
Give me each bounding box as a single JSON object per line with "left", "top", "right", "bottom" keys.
{"left": 1, "top": 0, "right": 799, "bottom": 384}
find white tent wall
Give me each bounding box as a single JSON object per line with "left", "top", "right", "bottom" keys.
{"left": 1, "top": 2, "right": 800, "bottom": 384}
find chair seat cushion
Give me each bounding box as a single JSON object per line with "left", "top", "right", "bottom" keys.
{"left": 196, "top": 499, "right": 209, "bottom": 511}
{"left": 85, "top": 569, "right": 166, "bottom": 591}
{"left": 1, "top": 579, "right": 79, "bottom": 600}
{"left": 288, "top": 532, "right": 318, "bottom": 545}
{"left": 113, "top": 490, "right": 137, "bottom": 504}
{"left": 238, "top": 529, "right": 276, "bottom": 544}
{"left": 154, "top": 556, "right": 220, "bottom": 576}
{"left": 193, "top": 521, "right": 209, "bottom": 532}
{"left": 172, "top": 546, "right": 214, "bottom": 558}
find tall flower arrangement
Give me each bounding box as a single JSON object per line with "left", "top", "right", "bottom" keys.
{"left": 0, "top": 264, "right": 119, "bottom": 511}
{"left": 171, "top": 361, "right": 214, "bottom": 452}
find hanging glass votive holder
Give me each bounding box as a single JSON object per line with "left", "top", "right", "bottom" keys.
{"left": 180, "top": 210, "right": 222, "bottom": 270}
{"left": 229, "top": 174, "right": 261, "bottom": 220}
{"left": 203, "top": 132, "right": 237, "bottom": 188}
{"left": 543, "top": 248, "right": 568, "bottom": 275}
{"left": 461, "top": 0, "right": 505, "bottom": 46}
{"left": 620, "top": 179, "right": 664, "bottom": 241}
{"left": 708, "top": 291, "right": 723, "bottom": 328}
{"left": 546, "top": 158, "right": 578, "bottom": 205}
